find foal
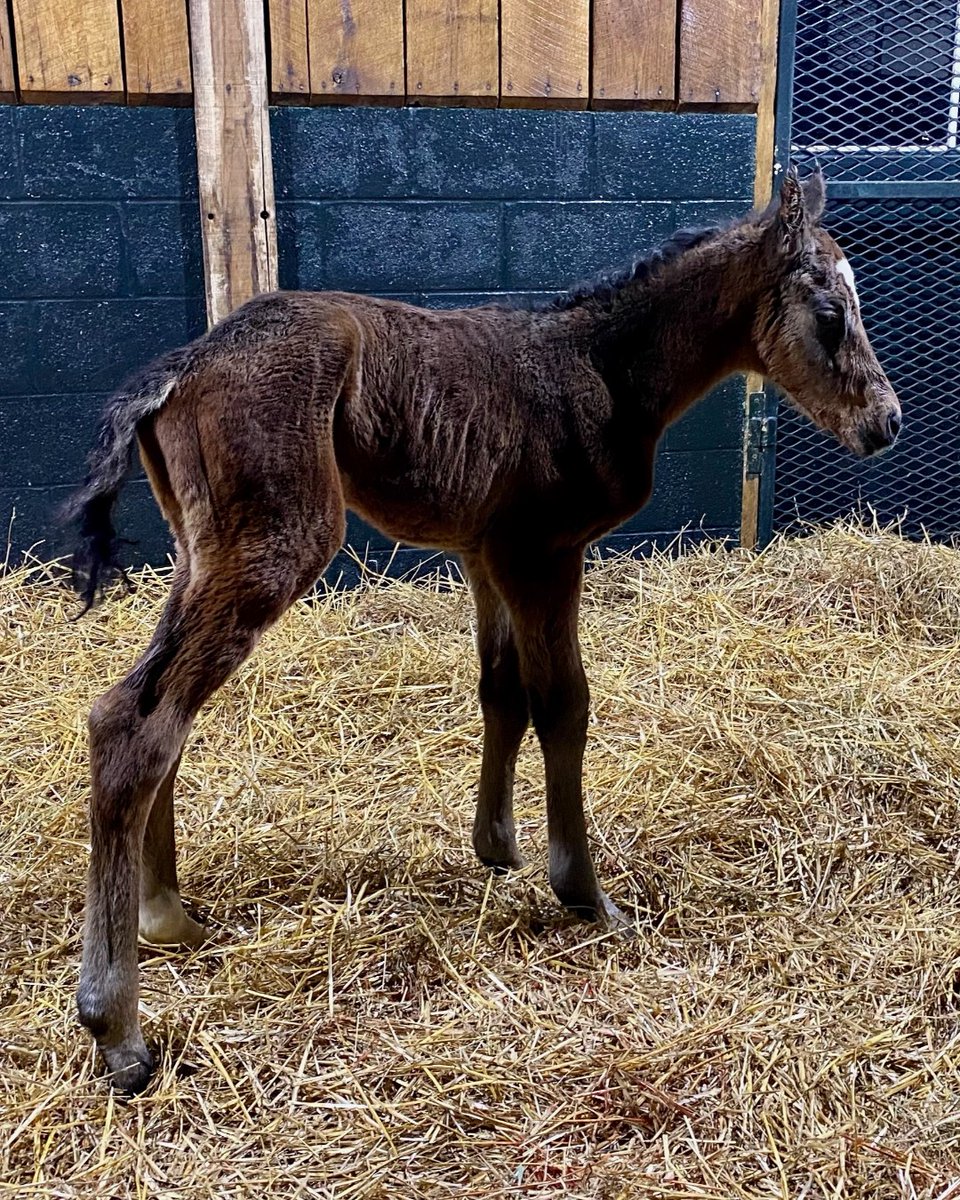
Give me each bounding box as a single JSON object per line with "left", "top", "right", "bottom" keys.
{"left": 66, "top": 168, "right": 899, "bottom": 1091}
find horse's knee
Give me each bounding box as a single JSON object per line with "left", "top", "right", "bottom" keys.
{"left": 528, "top": 675, "right": 589, "bottom": 743}
{"left": 479, "top": 670, "right": 528, "bottom": 729}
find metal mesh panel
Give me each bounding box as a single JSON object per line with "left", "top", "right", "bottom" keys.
{"left": 773, "top": 197, "right": 960, "bottom": 537}
{"left": 775, "top": 0, "right": 960, "bottom": 539}
{"left": 791, "top": 0, "right": 960, "bottom": 183}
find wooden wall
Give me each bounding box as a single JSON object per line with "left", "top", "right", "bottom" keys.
{"left": 3, "top": 0, "right": 765, "bottom": 108}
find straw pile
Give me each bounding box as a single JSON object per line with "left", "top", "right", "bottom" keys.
{"left": 2, "top": 521, "right": 960, "bottom": 1198}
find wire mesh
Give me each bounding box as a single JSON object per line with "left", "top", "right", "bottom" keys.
{"left": 774, "top": 0, "right": 960, "bottom": 538}
{"left": 791, "top": 0, "right": 960, "bottom": 183}
{"left": 773, "top": 198, "right": 960, "bottom": 537}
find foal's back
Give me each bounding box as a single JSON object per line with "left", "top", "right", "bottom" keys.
{"left": 169, "top": 290, "right": 611, "bottom": 555}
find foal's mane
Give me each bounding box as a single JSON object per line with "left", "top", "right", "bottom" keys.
{"left": 532, "top": 218, "right": 740, "bottom": 313}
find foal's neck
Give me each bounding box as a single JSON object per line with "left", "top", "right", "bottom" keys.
{"left": 585, "top": 223, "right": 767, "bottom": 432}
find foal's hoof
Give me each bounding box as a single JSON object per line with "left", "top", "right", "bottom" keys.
{"left": 478, "top": 851, "right": 525, "bottom": 876}
{"left": 564, "top": 893, "right": 635, "bottom": 936}
{"left": 474, "top": 829, "right": 524, "bottom": 875}
{"left": 595, "top": 895, "right": 636, "bottom": 937}
{"left": 139, "top": 914, "right": 208, "bottom": 950}
{"left": 101, "top": 1040, "right": 156, "bottom": 1096}
{"left": 139, "top": 896, "right": 208, "bottom": 949}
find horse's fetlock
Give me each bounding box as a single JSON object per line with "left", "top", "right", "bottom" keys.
{"left": 76, "top": 988, "right": 111, "bottom": 1040}
{"left": 549, "top": 855, "right": 602, "bottom": 916}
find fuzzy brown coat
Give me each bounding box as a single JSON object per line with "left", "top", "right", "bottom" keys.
{"left": 65, "top": 169, "right": 900, "bottom": 1092}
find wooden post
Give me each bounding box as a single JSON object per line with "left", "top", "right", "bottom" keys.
{"left": 740, "top": 0, "right": 781, "bottom": 549}
{"left": 189, "top": 0, "right": 278, "bottom": 328}
{"left": 0, "top": 2, "right": 16, "bottom": 102}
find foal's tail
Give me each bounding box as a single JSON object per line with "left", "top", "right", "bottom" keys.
{"left": 61, "top": 346, "right": 193, "bottom": 614}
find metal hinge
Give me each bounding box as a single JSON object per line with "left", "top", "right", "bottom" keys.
{"left": 745, "top": 390, "right": 778, "bottom": 480}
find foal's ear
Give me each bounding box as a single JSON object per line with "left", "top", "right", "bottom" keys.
{"left": 775, "top": 166, "right": 808, "bottom": 255}
{"left": 802, "top": 165, "right": 826, "bottom": 222}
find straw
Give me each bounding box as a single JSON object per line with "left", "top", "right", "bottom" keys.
{"left": 2, "top": 520, "right": 959, "bottom": 1197}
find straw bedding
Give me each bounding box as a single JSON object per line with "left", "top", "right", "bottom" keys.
{"left": 2, "top": 522, "right": 960, "bottom": 1198}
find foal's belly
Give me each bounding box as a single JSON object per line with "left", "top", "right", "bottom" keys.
{"left": 333, "top": 400, "right": 516, "bottom": 553}
{"left": 339, "top": 470, "right": 487, "bottom": 554}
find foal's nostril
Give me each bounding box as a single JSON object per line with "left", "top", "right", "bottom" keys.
{"left": 885, "top": 411, "right": 902, "bottom": 443}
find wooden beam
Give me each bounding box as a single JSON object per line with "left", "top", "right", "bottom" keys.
{"left": 270, "top": 0, "right": 310, "bottom": 100}
{"left": 406, "top": 0, "right": 498, "bottom": 104}
{"left": 122, "top": 0, "right": 192, "bottom": 102}
{"left": 501, "top": 0, "right": 589, "bottom": 107}
{"left": 189, "top": 0, "right": 278, "bottom": 327}
{"left": 679, "top": 0, "right": 763, "bottom": 106}
{"left": 593, "top": 0, "right": 677, "bottom": 105}
{"left": 12, "top": 0, "right": 123, "bottom": 102}
{"left": 308, "top": 0, "right": 404, "bottom": 103}
{"left": 751, "top": 0, "right": 781, "bottom": 208}
{"left": 0, "top": 0, "right": 16, "bottom": 101}
{"left": 740, "top": 0, "right": 781, "bottom": 550}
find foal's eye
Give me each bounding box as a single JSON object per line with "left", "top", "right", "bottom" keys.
{"left": 815, "top": 303, "right": 846, "bottom": 358}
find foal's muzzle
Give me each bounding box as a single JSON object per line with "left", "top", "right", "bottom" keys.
{"left": 859, "top": 401, "right": 902, "bottom": 457}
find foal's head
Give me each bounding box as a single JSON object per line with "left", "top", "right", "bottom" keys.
{"left": 753, "top": 168, "right": 901, "bottom": 457}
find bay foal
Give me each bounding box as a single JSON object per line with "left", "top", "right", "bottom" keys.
{"left": 66, "top": 169, "right": 900, "bottom": 1091}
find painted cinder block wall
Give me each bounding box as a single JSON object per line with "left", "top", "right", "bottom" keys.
{"left": 0, "top": 104, "right": 755, "bottom": 578}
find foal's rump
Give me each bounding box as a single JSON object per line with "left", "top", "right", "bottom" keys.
{"left": 65, "top": 291, "right": 363, "bottom": 606}
{"left": 147, "top": 300, "right": 357, "bottom": 527}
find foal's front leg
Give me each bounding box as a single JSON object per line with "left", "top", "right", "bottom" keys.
{"left": 464, "top": 557, "right": 529, "bottom": 870}
{"left": 494, "top": 548, "right": 629, "bottom": 928}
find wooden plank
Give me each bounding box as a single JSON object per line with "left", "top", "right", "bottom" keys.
{"left": 189, "top": 0, "right": 277, "bottom": 326}
{"left": 0, "top": 1, "right": 15, "bottom": 101}
{"left": 308, "top": 0, "right": 404, "bottom": 102}
{"left": 679, "top": 0, "right": 763, "bottom": 106}
{"left": 122, "top": 0, "right": 192, "bottom": 101}
{"left": 406, "top": 0, "right": 498, "bottom": 102}
{"left": 739, "top": 471, "right": 761, "bottom": 550}
{"left": 12, "top": 0, "right": 123, "bottom": 102}
{"left": 752, "top": 0, "right": 780, "bottom": 206}
{"left": 740, "top": 0, "right": 782, "bottom": 550}
{"left": 593, "top": 0, "right": 677, "bottom": 104}
{"left": 270, "top": 0, "right": 310, "bottom": 99}
{"left": 501, "top": 0, "right": 589, "bottom": 107}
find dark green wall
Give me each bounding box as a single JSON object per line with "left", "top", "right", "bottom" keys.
{"left": 0, "top": 105, "right": 755, "bottom": 580}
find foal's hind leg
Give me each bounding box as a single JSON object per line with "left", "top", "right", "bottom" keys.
{"left": 464, "top": 556, "right": 528, "bottom": 871}
{"left": 78, "top": 538, "right": 340, "bottom": 1092}
{"left": 138, "top": 750, "right": 206, "bottom": 947}
{"left": 127, "top": 560, "right": 205, "bottom": 947}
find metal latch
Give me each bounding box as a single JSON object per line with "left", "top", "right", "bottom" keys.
{"left": 745, "top": 390, "right": 778, "bottom": 480}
